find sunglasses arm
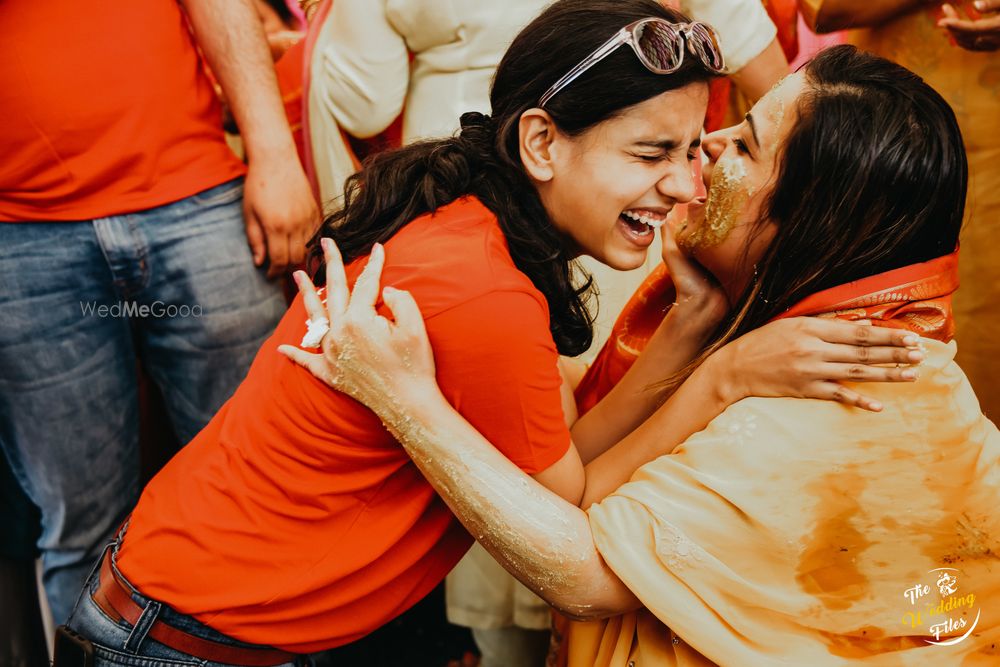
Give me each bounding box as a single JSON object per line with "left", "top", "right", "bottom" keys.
{"left": 538, "top": 28, "right": 631, "bottom": 108}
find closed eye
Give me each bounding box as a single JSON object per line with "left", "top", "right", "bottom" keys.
{"left": 732, "top": 137, "right": 750, "bottom": 155}
{"left": 632, "top": 152, "right": 668, "bottom": 162}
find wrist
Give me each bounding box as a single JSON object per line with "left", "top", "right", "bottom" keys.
{"left": 668, "top": 299, "right": 722, "bottom": 341}
{"left": 698, "top": 346, "right": 744, "bottom": 407}
{"left": 384, "top": 382, "right": 449, "bottom": 431}
{"left": 243, "top": 129, "right": 299, "bottom": 166}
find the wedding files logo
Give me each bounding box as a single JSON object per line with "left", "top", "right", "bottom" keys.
{"left": 80, "top": 300, "right": 203, "bottom": 318}
{"left": 901, "top": 568, "right": 981, "bottom": 645}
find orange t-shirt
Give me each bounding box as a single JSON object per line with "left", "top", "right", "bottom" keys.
{"left": 117, "top": 197, "right": 571, "bottom": 653}
{"left": 0, "top": 1, "right": 244, "bottom": 222}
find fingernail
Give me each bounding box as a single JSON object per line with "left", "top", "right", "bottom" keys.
{"left": 868, "top": 401, "right": 883, "bottom": 412}
{"left": 903, "top": 335, "right": 919, "bottom": 347}
{"left": 292, "top": 270, "right": 303, "bottom": 286}
{"left": 907, "top": 350, "right": 925, "bottom": 363}
{"left": 901, "top": 368, "right": 919, "bottom": 380}
{"left": 321, "top": 238, "right": 331, "bottom": 253}
{"left": 383, "top": 286, "right": 396, "bottom": 296}
{"left": 974, "top": 0, "right": 985, "bottom": 9}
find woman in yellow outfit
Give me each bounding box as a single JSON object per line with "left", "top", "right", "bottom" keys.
{"left": 288, "top": 46, "right": 999, "bottom": 665}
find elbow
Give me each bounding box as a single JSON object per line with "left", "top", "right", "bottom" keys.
{"left": 314, "top": 62, "right": 407, "bottom": 139}
{"left": 541, "top": 566, "right": 640, "bottom": 621}
{"left": 552, "top": 600, "right": 621, "bottom": 622}
{"left": 566, "top": 483, "right": 585, "bottom": 509}
{"left": 549, "top": 587, "right": 638, "bottom": 621}
{"left": 344, "top": 111, "right": 400, "bottom": 140}
{"left": 327, "top": 101, "right": 400, "bottom": 140}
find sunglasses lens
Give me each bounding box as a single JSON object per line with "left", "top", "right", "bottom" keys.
{"left": 688, "top": 23, "right": 725, "bottom": 71}
{"left": 634, "top": 20, "right": 682, "bottom": 72}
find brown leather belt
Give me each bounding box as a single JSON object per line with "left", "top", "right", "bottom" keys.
{"left": 92, "top": 551, "right": 297, "bottom": 666}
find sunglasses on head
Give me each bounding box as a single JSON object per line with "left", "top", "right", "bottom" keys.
{"left": 538, "top": 18, "right": 725, "bottom": 108}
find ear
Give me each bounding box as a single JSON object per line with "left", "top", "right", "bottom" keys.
{"left": 518, "top": 108, "right": 558, "bottom": 183}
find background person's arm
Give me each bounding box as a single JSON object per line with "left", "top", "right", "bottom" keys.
{"left": 800, "top": 0, "right": 929, "bottom": 33}
{"left": 182, "top": 0, "right": 320, "bottom": 276}
{"left": 728, "top": 38, "right": 789, "bottom": 102}
{"left": 311, "top": 0, "right": 409, "bottom": 138}
{"left": 680, "top": 0, "right": 788, "bottom": 100}
{"left": 939, "top": 0, "right": 1000, "bottom": 50}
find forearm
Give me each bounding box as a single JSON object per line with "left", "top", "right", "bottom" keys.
{"left": 803, "top": 0, "right": 929, "bottom": 32}
{"left": 728, "top": 38, "right": 789, "bottom": 103}
{"left": 579, "top": 351, "right": 733, "bottom": 508}
{"left": 379, "top": 385, "right": 639, "bottom": 619}
{"left": 571, "top": 305, "right": 716, "bottom": 464}
{"left": 181, "top": 0, "right": 296, "bottom": 160}
{"left": 313, "top": 0, "right": 409, "bottom": 138}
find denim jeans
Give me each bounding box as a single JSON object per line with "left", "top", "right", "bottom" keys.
{"left": 65, "top": 535, "right": 303, "bottom": 667}
{"left": 0, "top": 178, "right": 287, "bottom": 623}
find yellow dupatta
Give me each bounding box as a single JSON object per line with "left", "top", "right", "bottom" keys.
{"left": 563, "top": 253, "right": 1000, "bottom": 666}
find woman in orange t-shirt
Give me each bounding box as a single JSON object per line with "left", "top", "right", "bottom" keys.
{"left": 60, "top": 3, "right": 913, "bottom": 665}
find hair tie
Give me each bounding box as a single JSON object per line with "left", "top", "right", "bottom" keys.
{"left": 459, "top": 111, "right": 495, "bottom": 132}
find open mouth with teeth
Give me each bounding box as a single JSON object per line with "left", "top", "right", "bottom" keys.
{"left": 619, "top": 209, "right": 666, "bottom": 237}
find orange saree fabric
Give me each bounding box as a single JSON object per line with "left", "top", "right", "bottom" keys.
{"left": 776, "top": 252, "right": 959, "bottom": 343}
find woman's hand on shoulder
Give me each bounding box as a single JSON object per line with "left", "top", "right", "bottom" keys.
{"left": 660, "top": 221, "right": 729, "bottom": 333}
{"left": 708, "top": 317, "right": 925, "bottom": 412}
{"left": 279, "top": 238, "right": 442, "bottom": 411}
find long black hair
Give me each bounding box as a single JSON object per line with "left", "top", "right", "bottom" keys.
{"left": 670, "top": 45, "right": 967, "bottom": 385}
{"left": 307, "top": 0, "right": 717, "bottom": 356}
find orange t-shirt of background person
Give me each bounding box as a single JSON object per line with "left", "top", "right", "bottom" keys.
{"left": 0, "top": 0, "right": 244, "bottom": 222}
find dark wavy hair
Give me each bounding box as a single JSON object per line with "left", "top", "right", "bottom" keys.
{"left": 668, "top": 44, "right": 967, "bottom": 386}
{"left": 307, "top": 0, "right": 717, "bottom": 356}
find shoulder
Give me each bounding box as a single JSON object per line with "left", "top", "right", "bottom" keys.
{"left": 380, "top": 196, "right": 548, "bottom": 319}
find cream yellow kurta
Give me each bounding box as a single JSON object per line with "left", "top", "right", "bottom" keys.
{"left": 567, "top": 338, "right": 1000, "bottom": 665}
{"left": 803, "top": 2, "right": 1000, "bottom": 420}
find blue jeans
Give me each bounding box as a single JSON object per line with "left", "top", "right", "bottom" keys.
{"left": 0, "top": 178, "right": 287, "bottom": 623}
{"left": 65, "top": 534, "right": 303, "bottom": 667}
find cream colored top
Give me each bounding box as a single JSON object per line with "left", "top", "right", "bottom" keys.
{"left": 315, "top": 0, "right": 552, "bottom": 142}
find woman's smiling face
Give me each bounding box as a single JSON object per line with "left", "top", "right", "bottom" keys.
{"left": 528, "top": 82, "right": 710, "bottom": 271}
{"left": 676, "top": 72, "right": 806, "bottom": 298}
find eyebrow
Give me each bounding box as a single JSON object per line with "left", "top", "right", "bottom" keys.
{"left": 634, "top": 136, "right": 702, "bottom": 151}
{"left": 745, "top": 112, "right": 760, "bottom": 149}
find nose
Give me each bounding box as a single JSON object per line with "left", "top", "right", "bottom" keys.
{"left": 701, "top": 130, "right": 726, "bottom": 163}
{"left": 656, "top": 158, "right": 699, "bottom": 204}
{"left": 697, "top": 130, "right": 728, "bottom": 190}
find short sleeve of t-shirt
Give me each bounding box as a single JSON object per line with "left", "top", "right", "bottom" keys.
{"left": 424, "top": 289, "right": 571, "bottom": 475}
